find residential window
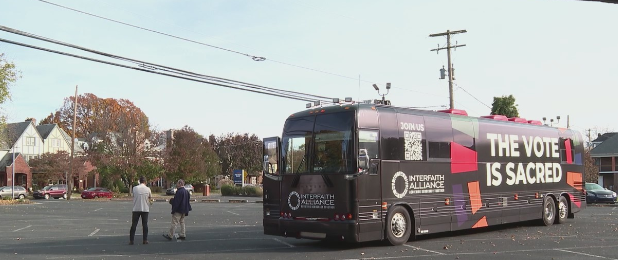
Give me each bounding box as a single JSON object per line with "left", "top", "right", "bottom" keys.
{"left": 26, "top": 137, "right": 36, "bottom": 146}
{"left": 52, "top": 138, "right": 61, "bottom": 147}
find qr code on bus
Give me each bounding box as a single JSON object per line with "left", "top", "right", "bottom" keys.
{"left": 404, "top": 131, "right": 423, "bottom": 160}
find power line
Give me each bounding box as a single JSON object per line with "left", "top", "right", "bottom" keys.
{"left": 36, "top": 0, "right": 266, "bottom": 62}
{"left": 36, "top": 0, "right": 376, "bottom": 84}
{"left": 0, "top": 36, "right": 329, "bottom": 103}
{"left": 36, "top": 0, "right": 458, "bottom": 100}
{"left": 0, "top": 25, "right": 334, "bottom": 102}
{"left": 454, "top": 83, "right": 492, "bottom": 109}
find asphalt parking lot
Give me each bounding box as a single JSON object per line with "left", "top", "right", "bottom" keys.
{"left": 0, "top": 199, "right": 617, "bottom": 260}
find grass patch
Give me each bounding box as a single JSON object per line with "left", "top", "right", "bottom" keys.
{"left": 0, "top": 198, "right": 33, "bottom": 205}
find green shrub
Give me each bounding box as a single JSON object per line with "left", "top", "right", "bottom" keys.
{"left": 221, "top": 185, "right": 263, "bottom": 197}
{"left": 242, "top": 186, "right": 263, "bottom": 197}
{"left": 221, "top": 184, "right": 235, "bottom": 196}
{"left": 150, "top": 186, "right": 163, "bottom": 193}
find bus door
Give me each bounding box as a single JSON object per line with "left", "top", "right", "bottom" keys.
{"left": 357, "top": 130, "right": 383, "bottom": 241}
{"left": 262, "top": 137, "right": 281, "bottom": 236}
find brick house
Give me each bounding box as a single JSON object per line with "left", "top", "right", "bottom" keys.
{"left": 0, "top": 153, "right": 32, "bottom": 191}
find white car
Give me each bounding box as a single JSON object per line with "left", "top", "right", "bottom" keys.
{"left": 166, "top": 184, "right": 194, "bottom": 195}
{"left": 0, "top": 186, "right": 27, "bottom": 199}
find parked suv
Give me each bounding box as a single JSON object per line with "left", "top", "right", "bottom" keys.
{"left": 33, "top": 184, "right": 67, "bottom": 199}
{"left": 0, "top": 186, "right": 27, "bottom": 199}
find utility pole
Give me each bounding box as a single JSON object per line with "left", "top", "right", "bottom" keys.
{"left": 430, "top": 29, "right": 467, "bottom": 109}
{"left": 68, "top": 85, "right": 78, "bottom": 200}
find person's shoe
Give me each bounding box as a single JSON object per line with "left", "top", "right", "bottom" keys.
{"left": 162, "top": 234, "right": 172, "bottom": 240}
{"left": 178, "top": 236, "right": 186, "bottom": 240}
{"left": 129, "top": 241, "right": 134, "bottom": 245}
{"left": 143, "top": 240, "right": 149, "bottom": 244}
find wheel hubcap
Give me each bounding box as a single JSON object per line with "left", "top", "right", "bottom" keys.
{"left": 545, "top": 202, "right": 554, "bottom": 221}
{"left": 391, "top": 212, "right": 407, "bottom": 238}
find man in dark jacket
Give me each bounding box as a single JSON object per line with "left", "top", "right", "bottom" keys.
{"left": 163, "top": 179, "right": 192, "bottom": 240}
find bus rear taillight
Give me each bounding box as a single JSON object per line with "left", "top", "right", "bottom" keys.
{"left": 334, "top": 213, "right": 354, "bottom": 221}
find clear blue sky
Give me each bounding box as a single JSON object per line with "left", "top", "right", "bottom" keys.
{"left": 0, "top": 0, "right": 616, "bottom": 141}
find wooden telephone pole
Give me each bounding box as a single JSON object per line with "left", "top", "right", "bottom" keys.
{"left": 430, "top": 29, "right": 467, "bottom": 109}
{"left": 68, "top": 85, "right": 78, "bottom": 200}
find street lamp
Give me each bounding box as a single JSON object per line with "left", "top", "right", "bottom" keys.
{"left": 372, "top": 83, "right": 391, "bottom": 105}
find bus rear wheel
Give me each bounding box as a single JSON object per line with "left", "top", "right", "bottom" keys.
{"left": 555, "top": 195, "right": 568, "bottom": 224}
{"left": 542, "top": 196, "right": 556, "bottom": 226}
{"left": 386, "top": 206, "right": 411, "bottom": 246}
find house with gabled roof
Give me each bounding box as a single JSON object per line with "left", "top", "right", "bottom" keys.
{"left": 36, "top": 123, "right": 85, "bottom": 155}
{"left": 0, "top": 119, "right": 44, "bottom": 162}
{"left": 590, "top": 132, "right": 618, "bottom": 149}
{"left": 590, "top": 132, "right": 618, "bottom": 190}
{"left": 0, "top": 119, "right": 93, "bottom": 191}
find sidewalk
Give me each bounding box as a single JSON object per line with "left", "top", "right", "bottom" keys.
{"left": 102, "top": 193, "right": 263, "bottom": 203}
{"left": 155, "top": 193, "right": 263, "bottom": 203}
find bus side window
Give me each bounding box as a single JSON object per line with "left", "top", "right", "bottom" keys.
{"left": 425, "top": 116, "right": 453, "bottom": 159}
{"left": 559, "top": 138, "right": 575, "bottom": 163}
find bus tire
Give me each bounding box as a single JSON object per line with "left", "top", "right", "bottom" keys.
{"left": 555, "top": 195, "right": 569, "bottom": 224}
{"left": 386, "top": 206, "right": 411, "bottom": 246}
{"left": 542, "top": 196, "right": 556, "bottom": 226}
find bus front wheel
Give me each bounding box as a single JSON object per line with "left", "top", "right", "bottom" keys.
{"left": 542, "top": 196, "right": 556, "bottom": 226}
{"left": 386, "top": 206, "right": 411, "bottom": 246}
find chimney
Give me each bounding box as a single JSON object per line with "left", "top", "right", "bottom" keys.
{"left": 25, "top": 118, "right": 36, "bottom": 125}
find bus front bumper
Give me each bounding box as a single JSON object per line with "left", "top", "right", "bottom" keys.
{"left": 279, "top": 219, "right": 357, "bottom": 242}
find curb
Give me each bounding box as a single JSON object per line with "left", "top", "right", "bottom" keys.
{"left": 229, "top": 199, "right": 248, "bottom": 203}
{"left": 201, "top": 199, "right": 220, "bottom": 203}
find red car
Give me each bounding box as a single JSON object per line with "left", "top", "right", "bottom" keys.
{"left": 81, "top": 187, "right": 113, "bottom": 199}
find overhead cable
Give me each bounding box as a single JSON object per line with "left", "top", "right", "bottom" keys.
{"left": 36, "top": 0, "right": 376, "bottom": 84}
{"left": 0, "top": 25, "right": 334, "bottom": 102}
{"left": 0, "top": 37, "right": 327, "bottom": 103}
{"left": 36, "top": 0, "right": 267, "bottom": 62}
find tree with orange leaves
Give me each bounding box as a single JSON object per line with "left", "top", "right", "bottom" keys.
{"left": 41, "top": 93, "right": 152, "bottom": 192}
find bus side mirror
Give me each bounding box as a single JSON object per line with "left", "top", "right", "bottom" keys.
{"left": 369, "top": 159, "right": 379, "bottom": 175}
{"left": 358, "top": 149, "right": 369, "bottom": 170}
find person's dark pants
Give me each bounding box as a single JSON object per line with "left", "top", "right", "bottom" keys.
{"left": 129, "top": 211, "right": 149, "bottom": 242}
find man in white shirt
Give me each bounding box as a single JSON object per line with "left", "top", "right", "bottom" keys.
{"left": 129, "top": 176, "right": 152, "bottom": 245}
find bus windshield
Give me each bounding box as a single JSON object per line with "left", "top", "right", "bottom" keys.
{"left": 281, "top": 112, "right": 354, "bottom": 174}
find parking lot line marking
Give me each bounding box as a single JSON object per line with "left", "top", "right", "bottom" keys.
{"left": 403, "top": 244, "right": 445, "bottom": 255}
{"left": 93, "top": 208, "right": 103, "bottom": 212}
{"left": 13, "top": 225, "right": 31, "bottom": 232}
{"left": 272, "top": 238, "right": 295, "bottom": 248}
{"left": 556, "top": 249, "right": 618, "bottom": 260}
{"left": 46, "top": 254, "right": 126, "bottom": 259}
{"left": 226, "top": 211, "right": 240, "bottom": 215}
{"left": 88, "top": 229, "right": 100, "bottom": 237}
